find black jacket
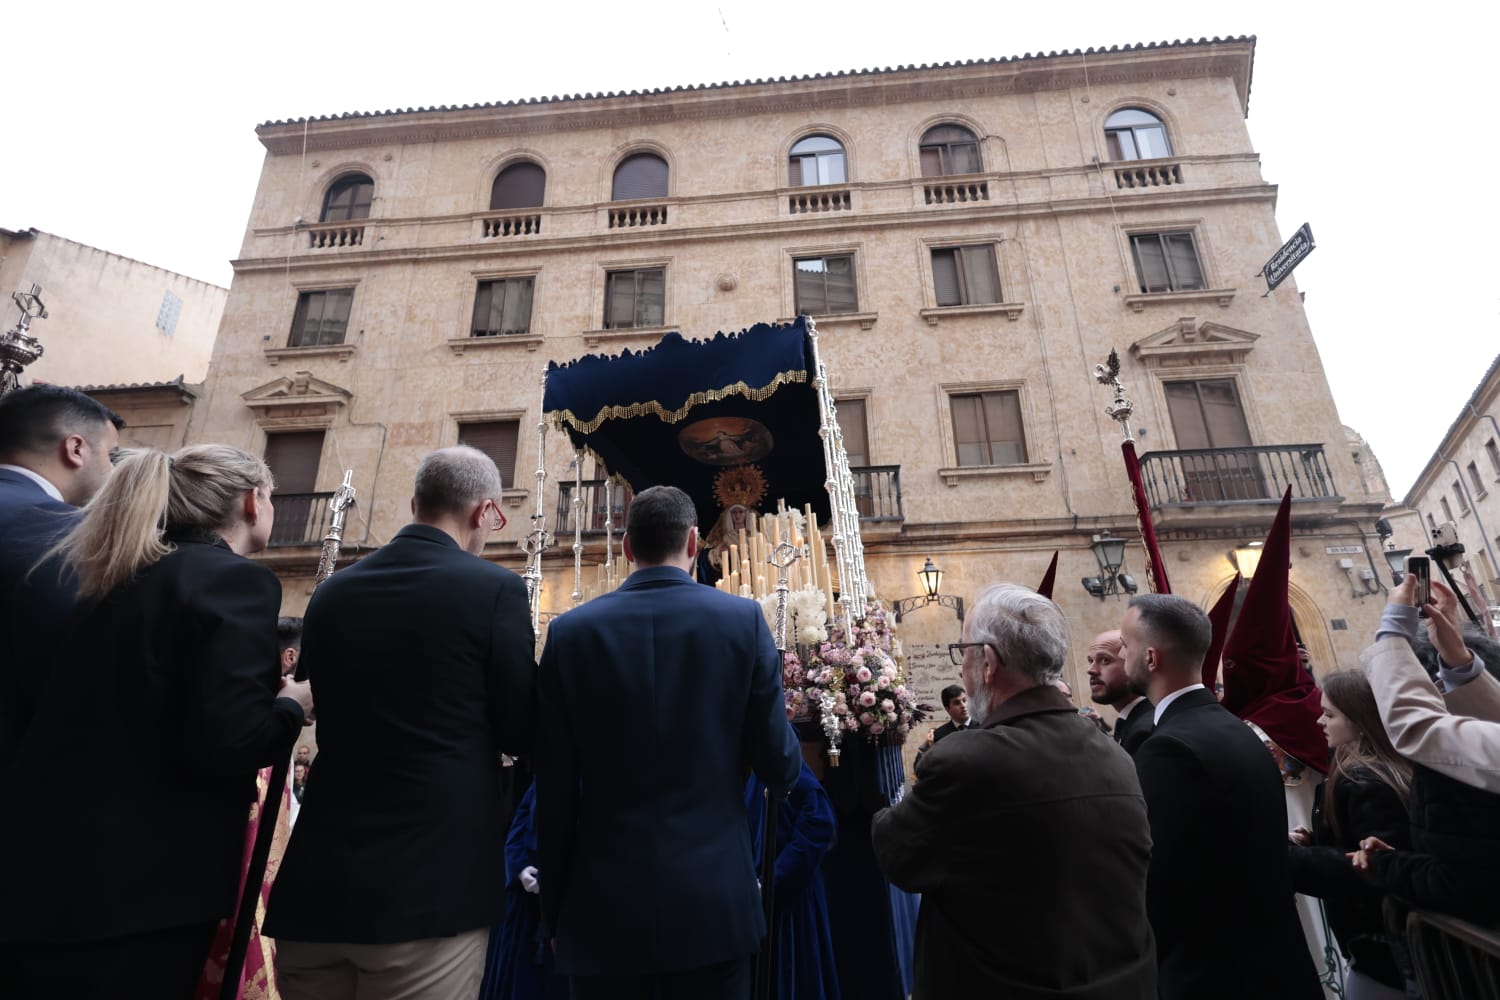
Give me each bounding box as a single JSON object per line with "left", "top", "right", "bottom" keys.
{"left": 0, "top": 470, "right": 79, "bottom": 768}
{"left": 1113, "top": 698, "right": 1155, "bottom": 755}
{"left": 1134, "top": 688, "right": 1322, "bottom": 1000}
{"left": 1288, "top": 768, "right": 1410, "bottom": 986}
{"left": 1366, "top": 762, "right": 1500, "bottom": 922}
{"left": 0, "top": 535, "right": 302, "bottom": 942}
{"left": 266, "top": 524, "right": 536, "bottom": 944}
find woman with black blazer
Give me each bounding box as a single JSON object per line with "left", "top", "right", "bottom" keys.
{"left": 0, "top": 445, "right": 314, "bottom": 1000}
{"left": 1288, "top": 670, "right": 1412, "bottom": 1000}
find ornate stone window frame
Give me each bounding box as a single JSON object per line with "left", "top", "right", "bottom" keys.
{"left": 933, "top": 378, "right": 1051, "bottom": 486}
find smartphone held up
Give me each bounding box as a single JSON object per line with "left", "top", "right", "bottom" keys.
{"left": 1406, "top": 555, "right": 1431, "bottom": 608}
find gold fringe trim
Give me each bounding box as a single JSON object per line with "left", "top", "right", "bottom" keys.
{"left": 548, "top": 369, "right": 808, "bottom": 434}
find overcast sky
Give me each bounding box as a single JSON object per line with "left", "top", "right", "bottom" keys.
{"left": 3, "top": 1, "right": 1491, "bottom": 497}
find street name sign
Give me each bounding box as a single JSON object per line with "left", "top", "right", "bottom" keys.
{"left": 1263, "top": 222, "right": 1315, "bottom": 291}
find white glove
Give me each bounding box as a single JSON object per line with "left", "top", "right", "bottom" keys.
{"left": 520, "top": 866, "right": 540, "bottom": 894}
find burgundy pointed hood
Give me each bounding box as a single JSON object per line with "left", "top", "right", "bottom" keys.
{"left": 1220, "top": 487, "right": 1327, "bottom": 774}
{"left": 1036, "top": 551, "right": 1058, "bottom": 600}
{"left": 1202, "top": 574, "right": 1240, "bottom": 691}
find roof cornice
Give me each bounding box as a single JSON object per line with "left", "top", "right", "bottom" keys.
{"left": 257, "top": 36, "right": 1255, "bottom": 155}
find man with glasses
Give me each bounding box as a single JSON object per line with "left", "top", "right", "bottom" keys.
{"left": 872, "top": 583, "right": 1155, "bottom": 997}
{"left": 267, "top": 446, "right": 536, "bottom": 999}
{"left": 0, "top": 385, "right": 123, "bottom": 767}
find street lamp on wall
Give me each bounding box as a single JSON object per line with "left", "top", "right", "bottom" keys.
{"left": 1376, "top": 517, "right": 1412, "bottom": 585}
{"left": 893, "top": 556, "right": 965, "bottom": 623}
{"left": 1081, "top": 532, "right": 1138, "bottom": 600}
{"left": 1230, "top": 541, "right": 1265, "bottom": 579}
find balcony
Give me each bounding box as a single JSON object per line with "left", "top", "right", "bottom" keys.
{"left": 555, "top": 467, "right": 903, "bottom": 535}
{"left": 1136, "top": 444, "right": 1342, "bottom": 529}
{"left": 789, "top": 189, "right": 851, "bottom": 214}
{"left": 268, "top": 492, "right": 334, "bottom": 547}
{"left": 1113, "top": 160, "right": 1184, "bottom": 189}
{"left": 304, "top": 222, "right": 364, "bottom": 249}
{"left": 923, "top": 179, "right": 989, "bottom": 205}
{"left": 479, "top": 212, "right": 542, "bottom": 238}
{"left": 556, "top": 480, "right": 633, "bottom": 536}
{"left": 608, "top": 204, "right": 668, "bottom": 229}
{"left": 852, "top": 465, "right": 903, "bottom": 522}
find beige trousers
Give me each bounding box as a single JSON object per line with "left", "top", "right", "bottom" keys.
{"left": 275, "top": 927, "right": 488, "bottom": 1000}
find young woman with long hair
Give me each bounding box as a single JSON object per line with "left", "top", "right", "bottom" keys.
{"left": 0, "top": 445, "right": 314, "bottom": 1000}
{"left": 1288, "top": 670, "right": 1413, "bottom": 1000}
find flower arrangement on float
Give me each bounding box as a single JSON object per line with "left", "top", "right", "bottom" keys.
{"left": 764, "top": 595, "right": 925, "bottom": 755}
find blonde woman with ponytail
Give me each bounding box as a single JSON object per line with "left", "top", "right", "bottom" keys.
{"left": 0, "top": 444, "right": 315, "bottom": 1000}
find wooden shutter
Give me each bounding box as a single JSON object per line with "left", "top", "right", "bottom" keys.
{"left": 264, "top": 431, "right": 324, "bottom": 493}
{"left": 837, "top": 399, "right": 869, "bottom": 467}
{"left": 458, "top": 421, "right": 520, "bottom": 488}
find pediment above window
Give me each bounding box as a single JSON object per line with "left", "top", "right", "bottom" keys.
{"left": 1130, "top": 317, "right": 1259, "bottom": 369}
{"left": 241, "top": 370, "right": 352, "bottom": 416}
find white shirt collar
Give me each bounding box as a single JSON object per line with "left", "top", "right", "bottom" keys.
{"left": 1153, "top": 683, "right": 1206, "bottom": 725}
{"left": 0, "top": 464, "right": 64, "bottom": 503}
{"left": 1116, "top": 695, "right": 1147, "bottom": 720}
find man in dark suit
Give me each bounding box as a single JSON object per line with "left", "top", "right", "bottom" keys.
{"left": 872, "top": 583, "right": 1155, "bottom": 998}
{"left": 536, "top": 485, "right": 800, "bottom": 1000}
{"left": 266, "top": 446, "right": 536, "bottom": 999}
{"left": 1121, "top": 594, "right": 1321, "bottom": 1000}
{"left": 1086, "top": 629, "right": 1154, "bottom": 754}
{"left": 0, "top": 385, "right": 121, "bottom": 766}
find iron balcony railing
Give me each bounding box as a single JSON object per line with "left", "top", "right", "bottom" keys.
{"left": 1138, "top": 444, "right": 1338, "bottom": 506}
{"left": 555, "top": 466, "right": 903, "bottom": 534}
{"left": 556, "top": 480, "right": 633, "bottom": 536}
{"left": 268, "top": 492, "right": 334, "bottom": 547}
{"left": 851, "top": 465, "right": 903, "bottom": 521}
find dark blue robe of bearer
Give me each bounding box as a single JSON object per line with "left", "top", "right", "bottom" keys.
{"left": 746, "top": 761, "right": 841, "bottom": 1000}
{"left": 480, "top": 784, "right": 568, "bottom": 1000}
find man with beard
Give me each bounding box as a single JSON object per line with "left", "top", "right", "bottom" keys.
{"left": 0, "top": 385, "right": 122, "bottom": 767}
{"left": 872, "top": 583, "right": 1154, "bottom": 998}
{"left": 1086, "top": 629, "right": 1154, "bottom": 754}
{"left": 1121, "top": 594, "right": 1321, "bottom": 1000}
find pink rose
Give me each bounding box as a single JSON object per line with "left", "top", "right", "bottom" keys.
{"left": 858, "top": 691, "right": 877, "bottom": 707}
{"left": 834, "top": 703, "right": 849, "bottom": 716}
{"left": 869, "top": 722, "right": 885, "bottom": 735}
{"left": 859, "top": 712, "right": 874, "bottom": 726}
{"left": 855, "top": 666, "right": 873, "bottom": 683}
{"left": 805, "top": 668, "right": 819, "bottom": 682}
{"left": 881, "top": 699, "right": 895, "bottom": 712}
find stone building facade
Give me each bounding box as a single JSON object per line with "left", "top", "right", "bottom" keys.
{"left": 1393, "top": 353, "right": 1500, "bottom": 621}
{"left": 191, "top": 36, "right": 1393, "bottom": 701}
{"left": 0, "top": 228, "right": 224, "bottom": 387}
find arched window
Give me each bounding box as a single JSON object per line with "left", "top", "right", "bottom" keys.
{"left": 788, "top": 135, "right": 847, "bottom": 186}
{"left": 1105, "top": 109, "right": 1172, "bottom": 161}
{"left": 919, "top": 124, "right": 981, "bottom": 177}
{"left": 320, "top": 173, "right": 374, "bottom": 222}
{"left": 612, "top": 153, "right": 668, "bottom": 200}
{"left": 490, "top": 162, "right": 546, "bottom": 210}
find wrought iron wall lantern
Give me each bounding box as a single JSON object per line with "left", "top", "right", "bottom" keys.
{"left": 893, "top": 556, "right": 965, "bottom": 623}
{"left": 1081, "top": 532, "right": 1138, "bottom": 599}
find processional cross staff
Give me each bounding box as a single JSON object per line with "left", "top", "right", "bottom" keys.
{"left": 0, "top": 284, "right": 49, "bottom": 396}
{"left": 218, "top": 472, "right": 357, "bottom": 1000}
{"left": 1094, "top": 350, "right": 1172, "bottom": 595}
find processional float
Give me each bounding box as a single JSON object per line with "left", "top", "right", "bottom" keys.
{"left": 525, "top": 316, "right": 920, "bottom": 766}
{"left": 529, "top": 316, "right": 921, "bottom": 999}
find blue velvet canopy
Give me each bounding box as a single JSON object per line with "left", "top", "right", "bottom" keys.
{"left": 542, "top": 317, "right": 832, "bottom": 530}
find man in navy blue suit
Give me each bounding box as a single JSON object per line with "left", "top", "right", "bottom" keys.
{"left": 536, "top": 485, "right": 801, "bottom": 1000}
{"left": 0, "top": 385, "right": 122, "bottom": 766}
